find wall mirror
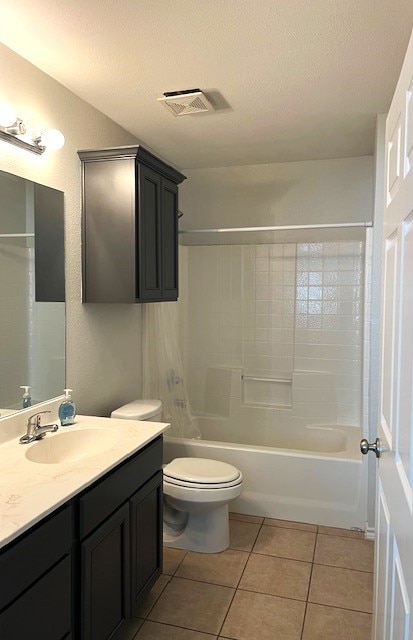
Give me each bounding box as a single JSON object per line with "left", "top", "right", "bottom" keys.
{"left": 0, "top": 169, "right": 65, "bottom": 417}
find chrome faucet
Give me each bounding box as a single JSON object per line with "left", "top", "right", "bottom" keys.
{"left": 19, "top": 410, "right": 59, "bottom": 444}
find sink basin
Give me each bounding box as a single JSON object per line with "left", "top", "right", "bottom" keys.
{"left": 25, "top": 428, "right": 120, "bottom": 464}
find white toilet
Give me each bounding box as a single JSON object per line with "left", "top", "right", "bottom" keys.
{"left": 111, "top": 399, "right": 243, "bottom": 553}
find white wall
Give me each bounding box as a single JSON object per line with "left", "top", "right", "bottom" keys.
{"left": 0, "top": 44, "right": 143, "bottom": 416}
{"left": 180, "top": 156, "right": 374, "bottom": 229}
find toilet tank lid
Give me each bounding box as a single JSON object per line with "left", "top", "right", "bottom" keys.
{"left": 111, "top": 399, "right": 162, "bottom": 420}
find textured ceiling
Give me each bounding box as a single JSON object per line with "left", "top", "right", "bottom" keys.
{"left": 0, "top": 0, "right": 412, "bottom": 169}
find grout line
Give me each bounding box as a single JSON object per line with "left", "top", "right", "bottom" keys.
{"left": 229, "top": 512, "right": 264, "bottom": 525}
{"left": 140, "top": 618, "right": 219, "bottom": 636}
{"left": 317, "top": 532, "right": 367, "bottom": 542}
{"left": 249, "top": 518, "right": 263, "bottom": 552}
{"left": 312, "top": 560, "right": 374, "bottom": 573}
{"left": 235, "top": 586, "right": 310, "bottom": 605}
{"left": 300, "top": 524, "right": 318, "bottom": 639}
{"left": 306, "top": 600, "right": 373, "bottom": 615}
{"left": 263, "top": 524, "right": 318, "bottom": 534}
{"left": 138, "top": 573, "right": 171, "bottom": 620}
{"left": 251, "top": 550, "right": 314, "bottom": 563}
{"left": 311, "top": 528, "right": 318, "bottom": 563}
{"left": 259, "top": 523, "right": 318, "bottom": 534}
{"left": 129, "top": 618, "right": 145, "bottom": 640}
{"left": 171, "top": 550, "right": 188, "bottom": 576}
{"left": 217, "top": 519, "right": 264, "bottom": 637}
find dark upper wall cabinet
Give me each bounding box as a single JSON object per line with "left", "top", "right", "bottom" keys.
{"left": 78, "top": 146, "right": 186, "bottom": 303}
{"left": 34, "top": 183, "right": 65, "bottom": 302}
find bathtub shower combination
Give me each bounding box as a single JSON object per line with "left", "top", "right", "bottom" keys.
{"left": 164, "top": 419, "right": 364, "bottom": 529}
{"left": 157, "top": 227, "right": 369, "bottom": 530}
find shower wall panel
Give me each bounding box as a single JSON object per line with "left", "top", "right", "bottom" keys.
{"left": 182, "top": 239, "right": 364, "bottom": 439}
{"left": 293, "top": 241, "right": 363, "bottom": 426}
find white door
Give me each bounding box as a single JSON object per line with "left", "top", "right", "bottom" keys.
{"left": 371, "top": 27, "right": 413, "bottom": 640}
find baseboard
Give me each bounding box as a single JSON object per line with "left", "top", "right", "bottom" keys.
{"left": 365, "top": 525, "right": 376, "bottom": 541}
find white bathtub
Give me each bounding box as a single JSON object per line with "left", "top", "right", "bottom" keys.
{"left": 164, "top": 417, "right": 367, "bottom": 529}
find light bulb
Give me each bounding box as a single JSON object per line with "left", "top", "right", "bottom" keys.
{"left": 0, "top": 103, "right": 17, "bottom": 128}
{"left": 40, "top": 128, "right": 65, "bottom": 150}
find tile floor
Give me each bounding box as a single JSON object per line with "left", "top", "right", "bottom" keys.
{"left": 120, "top": 513, "right": 374, "bottom": 640}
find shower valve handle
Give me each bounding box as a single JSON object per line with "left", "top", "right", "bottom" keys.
{"left": 360, "top": 438, "right": 382, "bottom": 458}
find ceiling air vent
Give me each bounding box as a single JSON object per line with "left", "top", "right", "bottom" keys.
{"left": 158, "top": 89, "right": 214, "bottom": 117}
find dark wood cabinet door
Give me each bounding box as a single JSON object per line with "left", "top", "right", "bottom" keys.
{"left": 161, "top": 178, "right": 179, "bottom": 300}
{"left": 0, "top": 504, "right": 72, "bottom": 611}
{"left": 81, "top": 504, "right": 130, "bottom": 640}
{"left": 82, "top": 157, "right": 136, "bottom": 303}
{"left": 0, "top": 555, "right": 72, "bottom": 640}
{"left": 130, "top": 471, "right": 163, "bottom": 616}
{"left": 34, "top": 183, "right": 65, "bottom": 302}
{"left": 137, "top": 164, "right": 162, "bottom": 300}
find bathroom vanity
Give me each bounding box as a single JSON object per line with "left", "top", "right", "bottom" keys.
{"left": 0, "top": 414, "right": 168, "bottom": 640}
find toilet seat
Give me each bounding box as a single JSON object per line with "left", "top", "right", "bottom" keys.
{"left": 164, "top": 475, "right": 243, "bottom": 490}
{"left": 163, "top": 457, "right": 241, "bottom": 486}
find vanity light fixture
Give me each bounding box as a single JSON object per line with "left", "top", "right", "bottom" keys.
{"left": 0, "top": 102, "right": 65, "bottom": 155}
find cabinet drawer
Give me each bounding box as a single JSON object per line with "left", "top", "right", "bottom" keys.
{"left": 0, "top": 554, "right": 72, "bottom": 640}
{"left": 0, "top": 504, "right": 73, "bottom": 610}
{"left": 79, "top": 437, "right": 162, "bottom": 538}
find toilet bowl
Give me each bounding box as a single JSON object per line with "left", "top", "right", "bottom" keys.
{"left": 163, "top": 457, "right": 243, "bottom": 553}
{"left": 111, "top": 399, "right": 243, "bottom": 553}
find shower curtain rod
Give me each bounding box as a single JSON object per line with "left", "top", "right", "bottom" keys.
{"left": 179, "top": 221, "right": 373, "bottom": 234}
{"left": 0, "top": 233, "right": 35, "bottom": 238}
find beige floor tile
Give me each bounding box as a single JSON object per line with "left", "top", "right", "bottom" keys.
{"left": 135, "top": 574, "right": 171, "bottom": 618}
{"left": 221, "top": 590, "right": 305, "bottom": 640}
{"left": 309, "top": 564, "right": 374, "bottom": 613}
{"left": 136, "top": 620, "right": 216, "bottom": 639}
{"left": 302, "top": 603, "right": 372, "bottom": 640}
{"left": 253, "top": 525, "right": 316, "bottom": 562}
{"left": 318, "top": 525, "right": 364, "bottom": 539}
{"left": 314, "top": 534, "right": 374, "bottom": 572}
{"left": 229, "top": 512, "right": 264, "bottom": 524}
{"left": 229, "top": 519, "right": 261, "bottom": 551}
{"left": 264, "top": 518, "right": 317, "bottom": 533}
{"left": 148, "top": 577, "right": 234, "bottom": 635}
{"left": 239, "top": 553, "right": 311, "bottom": 601}
{"left": 117, "top": 617, "right": 144, "bottom": 640}
{"left": 176, "top": 549, "right": 249, "bottom": 587}
{"left": 163, "top": 547, "right": 187, "bottom": 575}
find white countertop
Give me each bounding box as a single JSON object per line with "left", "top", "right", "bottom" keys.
{"left": 0, "top": 415, "right": 169, "bottom": 549}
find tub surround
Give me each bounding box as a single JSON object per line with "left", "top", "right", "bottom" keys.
{"left": 0, "top": 412, "right": 169, "bottom": 548}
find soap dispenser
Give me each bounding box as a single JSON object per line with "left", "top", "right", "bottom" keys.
{"left": 20, "top": 386, "right": 31, "bottom": 409}
{"left": 59, "top": 389, "right": 76, "bottom": 426}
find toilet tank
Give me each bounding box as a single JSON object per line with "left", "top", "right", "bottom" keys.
{"left": 111, "top": 399, "right": 163, "bottom": 422}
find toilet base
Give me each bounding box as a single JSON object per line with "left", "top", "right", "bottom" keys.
{"left": 163, "top": 504, "right": 230, "bottom": 553}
